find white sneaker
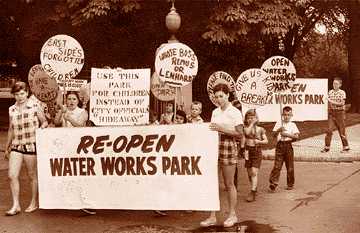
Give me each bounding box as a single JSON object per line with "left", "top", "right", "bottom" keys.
{"left": 200, "top": 216, "right": 217, "bottom": 227}
{"left": 223, "top": 215, "right": 238, "bottom": 228}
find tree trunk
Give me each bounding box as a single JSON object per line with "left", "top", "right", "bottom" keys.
{"left": 348, "top": 0, "right": 360, "bottom": 112}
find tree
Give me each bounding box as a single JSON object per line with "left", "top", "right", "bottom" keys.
{"left": 2, "top": 0, "right": 358, "bottom": 114}
{"left": 348, "top": 0, "right": 360, "bottom": 112}
{"left": 294, "top": 31, "right": 348, "bottom": 79}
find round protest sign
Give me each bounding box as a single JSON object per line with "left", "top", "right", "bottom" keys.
{"left": 155, "top": 42, "right": 198, "bottom": 87}
{"left": 207, "top": 71, "right": 236, "bottom": 106}
{"left": 261, "top": 56, "right": 296, "bottom": 93}
{"left": 40, "top": 34, "right": 84, "bottom": 83}
{"left": 28, "top": 64, "right": 46, "bottom": 91}
{"left": 28, "top": 64, "right": 59, "bottom": 102}
{"left": 151, "top": 72, "right": 176, "bottom": 101}
{"left": 235, "top": 68, "right": 272, "bottom": 109}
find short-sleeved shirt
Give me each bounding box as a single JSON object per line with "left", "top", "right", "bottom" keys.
{"left": 211, "top": 104, "right": 243, "bottom": 129}
{"left": 187, "top": 115, "right": 204, "bottom": 123}
{"left": 9, "top": 100, "right": 40, "bottom": 151}
{"left": 273, "top": 121, "right": 299, "bottom": 142}
{"left": 211, "top": 103, "right": 243, "bottom": 164}
{"left": 62, "top": 107, "right": 87, "bottom": 128}
{"left": 328, "top": 89, "right": 346, "bottom": 111}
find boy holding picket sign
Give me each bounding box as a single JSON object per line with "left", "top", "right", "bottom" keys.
{"left": 269, "top": 106, "right": 299, "bottom": 191}
{"left": 261, "top": 56, "right": 300, "bottom": 192}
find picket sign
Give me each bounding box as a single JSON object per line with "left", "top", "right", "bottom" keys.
{"left": 40, "top": 34, "right": 84, "bottom": 83}
{"left": 261, "top": 56, "right": 297, "bottom": 124}
{"left": 207, "top": 71, "right": 236, "bottom": 107}
{"left": 155, "top": 42, "right": 198, "bottom": 88}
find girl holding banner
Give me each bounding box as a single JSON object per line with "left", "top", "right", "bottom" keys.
{"left": 200, "top": 83, "right": 243, "bottom": 228}
{"left": 4, "top": 81, "right": 48, "bottom": 216}
{"left": 53, "top": 91, "right": 95, "bottom": 215}
{"left": 54, "top": 91, "right": 88, "bottom": 127}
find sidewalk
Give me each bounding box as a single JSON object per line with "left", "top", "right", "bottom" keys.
{"left": 263, "top": 124, "right": 360, "bottom": 162}
{"left": 1, "top": 124, "right": 359, "bottom": 171}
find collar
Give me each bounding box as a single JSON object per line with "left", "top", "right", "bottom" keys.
{"left": 14, "top": 99, "right": 33, "bottom": 110}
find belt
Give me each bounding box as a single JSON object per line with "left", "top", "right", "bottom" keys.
{"left": 329, "top": 109, "right": 345, "bottom": 112}
{"left": 220, "top": 134, "right": 235, "bottom": 141}
{"left": 278, "top": 140, "right": 292, "bottom": 143}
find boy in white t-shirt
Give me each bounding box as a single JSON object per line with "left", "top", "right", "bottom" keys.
{"left": 321, "top": 78, "right": 350, "bottom": 153}
{"left": 269, "top": 106, "right": 299, "bottom": 192}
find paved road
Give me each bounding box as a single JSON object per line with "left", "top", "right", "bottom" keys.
{"left": 0, "top": 124, "right": 359, "bottom": 233}
{"left": 1, "top": 159, "right": 359, "bottom": 233}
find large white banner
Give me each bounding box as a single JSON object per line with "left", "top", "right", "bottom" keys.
{"left": 90, "top": 68, "right": 150, "bottom": 126}
{"left": 243, "top": 78, "right": 328, "bottom": 122}
{"left": 36, "top": 124, "right": 219, "bottom": 210}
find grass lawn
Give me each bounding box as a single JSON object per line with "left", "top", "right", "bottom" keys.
{"left": 260, "top": 112, "right": 360, "bottom": 150}
{"left": 0, "top": 96, "right": 359, "bottom": 150}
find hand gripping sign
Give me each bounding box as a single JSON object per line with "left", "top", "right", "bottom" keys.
{"left": 261, "top": 56, "right": 296, "bottom": 93}
{"left": 207, "top": 71, "right": 236, "bottom": 106}
{"left": 235, "top": 68, "right": 272, "bottom": 109}
{"left": 151, "top": 72, "right": 176, "bottom": 101}
{"left": 40, "top": 34, "right": 84, "bottom": 83}
{"left": 155, "top": 42, "right": 198, "bottom": 87}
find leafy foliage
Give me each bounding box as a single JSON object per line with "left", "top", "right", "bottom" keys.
{"left": 294, "top": 31, "right": 348, "bottom": 79}
{"left": 202, "top": 0, "right": 302, "bottom": 45}
{"left": 67, "top": 0, "right": 140, "bottom": 25}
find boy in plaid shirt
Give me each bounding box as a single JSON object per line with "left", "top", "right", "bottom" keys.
{"left": 4, "top": 81, "right": 48, "bottom": 216}
{"left": 321, "top": 78, "right": 350, "bottom": 153}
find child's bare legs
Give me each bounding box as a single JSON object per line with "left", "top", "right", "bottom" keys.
{"left": 200, "top": 164, "right": 238, "bottom": 227}
{"left": 246, "top": 167, "right": 258, "bottom": 202}
{"left": 24, "top": 155, "right": 38, "bottom": 211}
{"left": 221, "top": 164, "right": 238, "bottom": 227}
{"left": 7, "top": 151, "right": 23, "bottom": 213}
{"left": 248, "top": 167, "right": 259, "bottom": 191}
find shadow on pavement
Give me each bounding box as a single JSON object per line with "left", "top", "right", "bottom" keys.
{"left": 191, "top": 220, "right": 277, "bottom": 233}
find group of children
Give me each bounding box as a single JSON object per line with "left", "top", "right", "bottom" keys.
{"left": 151, "top": 101, "right": 204, "bottom": 125}
{"left": 150, "top": 98, "right": 298, "bottom": 220}
{"left": 153, "top": 98, "right": 300, "bottom": 204}
{"left": 3, "top": 78, "right": 350, "bottom": 224}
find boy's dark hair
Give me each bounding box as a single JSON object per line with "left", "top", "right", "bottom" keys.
{"left": 175, "top": 109, "right": 187, "bottom": 123}
{"left": 213, "top": 83, "right": 230, "bottom": 95}
{"left": 149, "top": 110, "right": 158, "bottom": 122}
{"left": 11, "top": 81, "right": 29, "bottom": 94}
{"left": 283, "top": 106, "right": 292, "bottom": 113}
{"left": 232, "top": 99, "right": 242, "bottom": 112}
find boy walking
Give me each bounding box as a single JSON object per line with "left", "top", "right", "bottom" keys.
{"left": 269, "top": 106, "right": 299, "bottom": 191}
{"left": 321, "top": 78, "right": 350, "bottom": 153}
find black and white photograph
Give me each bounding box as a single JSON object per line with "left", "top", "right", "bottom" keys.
{"left": 0, "top": 0, "right": 359, "bottom": 232}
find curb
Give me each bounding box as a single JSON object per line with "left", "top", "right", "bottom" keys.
{"left": 262, "top": 153, "right": 360, "bottom": 162}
